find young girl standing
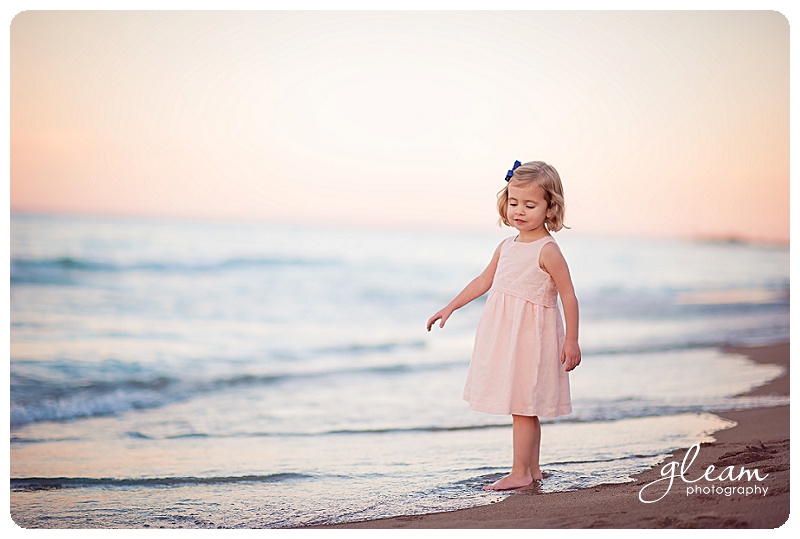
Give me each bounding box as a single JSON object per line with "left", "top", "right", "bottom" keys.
{"left": 427, "top": 160, "right": 581, "bottom": 491}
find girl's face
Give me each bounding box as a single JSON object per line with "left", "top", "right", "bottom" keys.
{"left": 507, "top": 182, "right": 552, "bottom": 235}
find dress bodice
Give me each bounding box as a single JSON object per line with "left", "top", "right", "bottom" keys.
{"left": 489, "top": 236, "right": 559, "bottom": 308}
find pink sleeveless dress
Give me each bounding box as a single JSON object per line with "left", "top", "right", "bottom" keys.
{"left": 463, "top": 235, "right": 572, "bottom": 417}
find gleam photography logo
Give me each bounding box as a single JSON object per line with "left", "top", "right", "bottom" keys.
{"left": 639, "top": 444, "right": 769, "bottom": 504}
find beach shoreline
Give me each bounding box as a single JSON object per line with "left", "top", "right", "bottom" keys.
{"left": 316, "top": 342, "right": 790, "bottom": 529}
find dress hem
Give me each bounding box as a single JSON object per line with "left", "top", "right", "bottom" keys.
{"left": 464, "top": 398, "right": 572, "bottom": 418}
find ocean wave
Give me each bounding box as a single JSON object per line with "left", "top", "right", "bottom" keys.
{"left": 10, "top": 255, "right": 340, "bottom": 284}
{"left": 10, "top": 473, "right": 313, "bottom": 491}
{"left": 554, "top": 395, "right": 790, "bottom": 424}
{"left": 10, "top": 376, "right": 184, "bottom": 428}
{"left": 9, "top": 354, "right": 463, "bottom": 428}
{"left": 126, "top": 423, "right": 512, "bottom": 440}
{"left": 114, "top": 394, "right": 788, "bottom": 441}
{"left": 312, "top": 340, "right": 426, "bottom": 356}
{"left": 13, "top": 317, "right": 792, "bottom": 430}
{"left": 579, "top": 336, "right": 790, "bottom": 356}
{"left": 10, "top": 342, "right": 789, "bottom": 429}
{"left": 9, "top": 368, "right": 295, "bottom": 427}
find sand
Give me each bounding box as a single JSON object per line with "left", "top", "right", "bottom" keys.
{"left": 319, "top": 342, "right": 790, "bottom": 529}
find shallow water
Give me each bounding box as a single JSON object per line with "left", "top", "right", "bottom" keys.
{"left": 10, "top": 214, "right": 789, "bottom": 528}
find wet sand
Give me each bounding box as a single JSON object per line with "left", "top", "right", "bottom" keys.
{"left": 320, "top": 342, "right": 790, "bottom": 529}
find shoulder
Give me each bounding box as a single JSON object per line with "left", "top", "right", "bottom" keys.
{"left": 539, "top": 238, "right": 565, "bottom": 268}
{"left": 540, "top": 237, "right": 560, "bottom": 254}
{"left": 496, "top": 235, "right": 515, "bottom": 251}
{"left": 489, "top": 236, "right": 515, "bottom": 260}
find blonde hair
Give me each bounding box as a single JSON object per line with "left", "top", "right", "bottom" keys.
{"left": 497, "top": 161, "right": 567, "bottom": 232}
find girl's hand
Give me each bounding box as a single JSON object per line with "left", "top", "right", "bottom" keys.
{"left": 561, "top": 340, "right": 581, "bottom": 371}
{"left": 427, "top": 308, "right": 453, "bottom": 331}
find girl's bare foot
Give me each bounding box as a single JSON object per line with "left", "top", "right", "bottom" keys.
{"left": 483, "top": 471, "right": 543, "bottom": 491}
{"left": 483, "top": 475, "right": 530, "bottom": 490}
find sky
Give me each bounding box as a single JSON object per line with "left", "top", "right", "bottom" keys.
{"left": 8, "top": 9, "right": 791, "bottom": 242}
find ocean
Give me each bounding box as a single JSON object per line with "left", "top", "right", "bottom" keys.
{"left": 9, "top": 213, "right": 790, "bottom": 528}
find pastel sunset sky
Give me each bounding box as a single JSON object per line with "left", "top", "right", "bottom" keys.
{"left": 9, "top": 9, "right": 790, "bottom": 242}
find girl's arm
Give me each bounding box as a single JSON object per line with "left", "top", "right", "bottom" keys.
{"left": 540, "top": 242, "right": 582, "bottom": 371}
{"left": 427, "top": 242, "right": 503, "bottom": 331}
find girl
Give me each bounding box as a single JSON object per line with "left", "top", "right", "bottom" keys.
{"left": 427, "top": 160, "right": 581, "bottom": 491}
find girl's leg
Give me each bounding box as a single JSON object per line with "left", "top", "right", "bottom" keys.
{"left": 484, "top": 414, "right": 542, "bottom": 490}
{"left": 525, "top": 415, "right": 543, "bottom": 479}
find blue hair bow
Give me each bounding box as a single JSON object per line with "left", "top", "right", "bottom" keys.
{"left": 505, "top": 160, "right": 522, "bottom": 182}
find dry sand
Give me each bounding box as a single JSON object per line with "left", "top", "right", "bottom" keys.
{"left": 320, "top": 342, "right": 790, "bottom": 529}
